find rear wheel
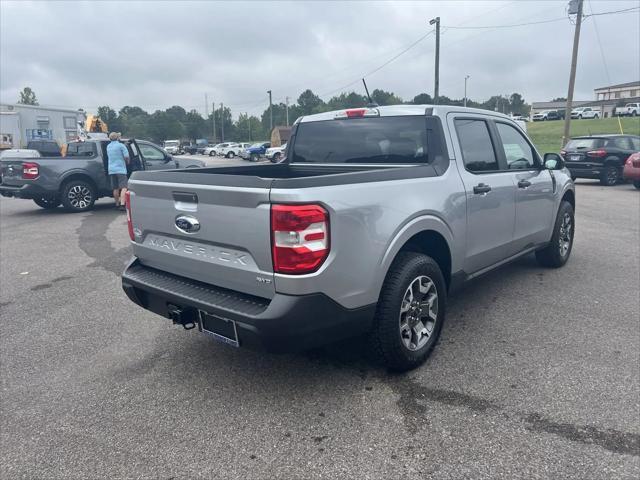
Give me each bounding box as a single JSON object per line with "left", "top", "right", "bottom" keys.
{"left": 226, "top": 151, "right": 235, "bottom": 158}
{"left": 536, "top": 201, "right": 574, "bottom": 268}
{"left": 272, "top": 152, "right": 282, "bottom": 163}
{"left": 60, "top": 179, "right": 96, "bottom": 212}
{"left": 369, "top": 252, "right": 446, "bottom": 372}
{"left": 600, "top": 165, "right": 619, "bottom": 186}
{"left": 33, "top": 197, "right": 60, "bottom": 209}
{"left": 634, "top": 181, "right": 640, "bottom": 190}
{"left": 632, "top": 111, "right": 637, "bottom": 117}
{"left": 209, "top": 151, "right": 215, "bottom": 156}
{"left": 250, "top": 153, "right": 258, "bottom": 162}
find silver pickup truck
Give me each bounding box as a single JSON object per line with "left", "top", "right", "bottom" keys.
{"left": 122, "top": 105, "right": 575, "bottom": 371}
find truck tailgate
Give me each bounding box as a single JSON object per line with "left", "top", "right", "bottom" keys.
{"left": 128, "top": 174, "right": 275, "bottom": 299}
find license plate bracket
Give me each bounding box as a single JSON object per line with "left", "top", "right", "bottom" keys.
{"left": 198, "top": 311, "right": 240, "bottom": 347}
{"left": 570, "top": 155, "right": 581, "bottom": 161}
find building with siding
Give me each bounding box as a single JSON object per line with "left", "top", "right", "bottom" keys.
{"left": 0, "top": 103, "right": 86, "bottom": 150}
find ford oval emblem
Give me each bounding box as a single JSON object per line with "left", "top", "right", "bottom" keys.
{"left": 175, "top": 215, "right": 200, "bottom": 234}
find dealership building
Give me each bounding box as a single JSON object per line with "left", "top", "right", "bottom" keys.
{"left": 0, "top": 103, "right": 86, "bottom": 149}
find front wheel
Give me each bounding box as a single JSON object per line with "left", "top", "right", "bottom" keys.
{"left": 600, "top": 165, "right": 619, "bottom": 186}
{"left": 369, "top": 252, "right": 446, "bottom": 372}
{"left": 535, "top": 201, "right": 574, "bottom": 268}
{"left": 250, "top": 153, "right": 258, "bottom": 162}
{"left": 633, "top": 181, "right": 640, "bottom": 190}
{"left": 632, "top": 111, "right": 637, "bottom": 117}
{"left": 33, "top": 197, "right": 60, "bottom": 209}
{"left": 209, "top": 151, "right": 215, "bottom": 156}
{"left": 60, "top": 179, "right": 96, "bottom": 212}
{"left": 226, "top": 151, "right": 235, "bottom": 158}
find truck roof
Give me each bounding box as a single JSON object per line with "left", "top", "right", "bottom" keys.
{"left": 297, "top": 104, "right": 515, "bottom": 123}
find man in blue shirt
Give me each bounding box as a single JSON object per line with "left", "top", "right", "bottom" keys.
{"left": 106, "top": 132, "right": 130, "bottom": 211}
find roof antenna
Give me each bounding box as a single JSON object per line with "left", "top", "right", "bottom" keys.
{"left": 362, "top": 78, "right": 378, "bottom": 107}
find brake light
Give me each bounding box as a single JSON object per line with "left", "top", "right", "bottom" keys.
{"left": 586, "top": 149, "right": 607, "bottom": 158}
{"left": 560, "top": 150, "right": 567, "bottom": 157}
{"left": 271, "top": 204, "right": 329, "bottom": 274}
{"left": 125, "top": 190, "right": 134, "bottom": 241}
{"left": 22, "top": 162, "right": 39, "bottom": 179}
{"left": 334, "top": 108, "right": 379, "bottom": 119}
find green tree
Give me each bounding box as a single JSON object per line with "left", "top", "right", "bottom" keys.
{"left": 326, "top": 92, "right": 367, "bottom": 110}
{"left": 509, "top": 93, "right": 527, "bottom": 116}
{"left": 96, "top": 106, "right": 121, "bottom": 133}
{"left": 18, "top": 87, "right": 38, "bottom": 105}
{"left": 184, "top": 110, "right": 207, "bottom": 141}
{"left": 371, "top": 89, "right": 403, "bottom": 106}
{"left": 147, "top": 110, "right": 184, "bottom": 143}
{"left": 411, "top": 93, "right": 433, "bottom": 104}
{"left": 297, "top": 89, "right": 324, "bottom": 115}
{"left": 118, "top": 106, "right": 149, "bottom": 139}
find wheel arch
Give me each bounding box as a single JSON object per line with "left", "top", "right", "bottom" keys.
{"left": 378, "top": 216, "right": 455, "bottom": 298}
{"left": 561, "top": 188, "right": 575, "bottom": 211}
{"left": 59, "top": 172, "right": 98, "bottom": 194}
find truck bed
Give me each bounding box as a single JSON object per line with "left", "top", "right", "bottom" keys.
{"left": 130, "top": 162, "right": 438, "bottom": 189}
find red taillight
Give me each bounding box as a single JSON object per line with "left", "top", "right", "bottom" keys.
{"left": 560, "top": 150, "right": 567, "bottom": 157}
{"left": 586, "top": 149, "right": 607, "bottom": 158}
{"left": 271, "top": 204, "right": 329, "bottom": 274}
{"left": 334, "top": 108, "right": 379, "bottom": 119}
{"left": 346, "top": 109, "right": 366, "bottom": 118}
{"left": 125, "top": 190, "right": 134, "bottom": 241}
{"left": 22, "top": 162, "right": 39, "bottom": 179}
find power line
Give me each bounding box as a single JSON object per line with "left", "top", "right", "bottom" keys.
{"left": 443, "top": 6, "right": 638, "bottom": 29}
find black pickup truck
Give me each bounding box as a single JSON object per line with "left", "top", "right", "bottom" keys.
{"left": 0, "top": 139, "right": 205, "bottom": 212}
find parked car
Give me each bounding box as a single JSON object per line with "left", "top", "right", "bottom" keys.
{"left": 0, "top": 139, "right": 188, "bottom": 212}
{"left": 163, "top": 140, "right": 182, "bottom": 155}
{"left": 27, "top": 140, "right": 62, "bottom": 157}
{"left": 209, "top": 143, "right": 232, "bottom": 156}
{"left": 623, "top": 152, "right": 640, "bottom": 189}
{"left": 240, "top": 142, "right": 271, "bottom": 161}
{"left": 571, "top": 107, "right": 600, "bottom": 119}
{"left": 218, "top": 143, "right": 251, "bottom": 158}
{"left": 532, "top": 110, "right": 562, "bottom": 121}
{"left": 265, "top": 143, "right": 287, "bottom": 162}
{"left": 561, "top": 134, "right": 640, "bottom": 185}
{"left": 0, "top": 148, "right": 41, "bottom": 159}
{"left": 615, "top": 103, "right": 640, "bottom": 117}
{"left": 121, "top": 105, "right": 575, "bottom": 371}
{"left": 182, "top": 144, "right": 199, "bottom": 155}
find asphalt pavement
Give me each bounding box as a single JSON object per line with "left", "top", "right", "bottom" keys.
{"left": 1, "top": 178, "right": 639, "bottom": 479}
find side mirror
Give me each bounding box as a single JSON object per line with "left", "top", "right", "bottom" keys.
{"left": 544, "top": 152, "right": 564, "bottom": 170}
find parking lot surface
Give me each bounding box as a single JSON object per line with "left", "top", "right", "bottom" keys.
{"left": 1, "top": 180, "right": 638, "bottom": 479}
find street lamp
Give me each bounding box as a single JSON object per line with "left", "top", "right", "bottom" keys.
{"left": 464, "top": 75, "right": 470, "bottom": 108}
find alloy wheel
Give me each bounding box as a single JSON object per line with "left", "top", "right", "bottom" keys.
{"left": 558, "top": 212, "right": 572, "bottom": 257}
{"left": 399, "top": 275, "right": 438, "bottom": 351}
{"left": 67, "top": 185, "right": 92, "bottom": 209}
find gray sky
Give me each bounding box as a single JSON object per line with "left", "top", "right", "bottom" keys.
{"left": 1, "top": 0, "right": 639, "bottom": 117}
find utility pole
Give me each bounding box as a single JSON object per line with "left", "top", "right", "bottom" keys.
{"left": 563, "top": 0, "right": 583, "bottom": 147}
{"left": 205, "top": 93, "right": 208, "bottom": 119}
{"left": 212, "top": 101, "right": 216, "bottom": 143}
{"left": 267, "top": 90, "right": 273, "bottom": 132}
{"left": 464, "top": 75, "right": 470, "bottom": 108}
{"left": 220, "top": 102, "right": 224, "bottom": 141}
{"left": 247, "top": 112, "right": 251, "bottom": 141}
{"left": 429, "top": 17, "right": 440, "bottom": 104}
{"left": 212, "top": 102, "right": 217, "bottom": 143}
{"left": 285, "top": 96, "right": 290, "bottom": 126}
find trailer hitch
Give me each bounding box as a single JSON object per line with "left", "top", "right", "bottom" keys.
{"left": 167, "top": 304, "right": 197, "bottom": 330}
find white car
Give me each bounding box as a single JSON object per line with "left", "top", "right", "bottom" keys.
{"left": 265, "top": 143, "right": 287, "bottom": 162}
{"left": 571, "top": 107, "right": 599, "bottom": 119}
{"left": 0, "top": 148, "right": 41, "bottom": 159}
{"left": 218, "top": 143, "right": 252, "bottom": 158}
{"left": 615, "top": 103, "right": 640, "bottom": 117}
{"left": 202, "top": 143, "right": 228, "bottom": 156}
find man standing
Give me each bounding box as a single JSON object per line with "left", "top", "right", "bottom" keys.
{"left": 106, "top": 131, "right": 130, "bottom": 211}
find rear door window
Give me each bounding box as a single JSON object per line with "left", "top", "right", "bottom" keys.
{"left": 454, "top": 119, "right": 499, "bottom": 172}
{"left": 291, "top": 116, "right": 427, "bottom": 164}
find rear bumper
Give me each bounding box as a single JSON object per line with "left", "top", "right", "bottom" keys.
{"left": 0, "top": 183, "right": 53, "bottom": 199}
{"left": 121, "top": 259, "right": 375, "bottom": 353}
{"left": 565, "top": 163, "right": 607, "bottom": 179}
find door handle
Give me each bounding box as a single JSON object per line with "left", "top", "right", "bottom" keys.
{"left": 518, "top": 179, "right": 532, "bottom": 189}
{"left": 473, "top": 183, "right": 492, "bottom": 194}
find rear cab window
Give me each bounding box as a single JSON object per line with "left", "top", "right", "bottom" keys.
{"left": 66, "top": 142, "right": 97, "bottom": 157}
{"left": 291, "top": 116, "right": 428, "bottom": 164}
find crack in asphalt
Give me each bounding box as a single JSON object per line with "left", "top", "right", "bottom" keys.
{"left": 76, "top": 208, "right": 131, "bottom": 275}
{"left": 386, "top": 374, "right": 640, "bottom": 457}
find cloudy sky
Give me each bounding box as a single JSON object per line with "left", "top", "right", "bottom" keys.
{"left": 1, "top": 0, "right": 638, "bottom": 117}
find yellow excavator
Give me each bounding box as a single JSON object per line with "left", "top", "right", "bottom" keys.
{"left": 62, "top": 114, "right": 109, "bottom": 155}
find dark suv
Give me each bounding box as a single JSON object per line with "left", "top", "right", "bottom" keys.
{"left": 561, "top": 135, "right": 640, "bottom": 185}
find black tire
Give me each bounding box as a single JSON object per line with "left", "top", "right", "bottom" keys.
{"left": 226, "top": 151, "right": 235, "bottom": 158}
{"left": 600, "top": 165, "right": 619, "bottom": 186}
{"left": 272, "top": 152, "right": 282, "bottom": 163}
{"left": 369, "top": 252, "right": 447, "bottom": 372}
{"left": 594, "top": 114, "right": 599, "bottom": 119}
{"left": 542, "top": 117, "right": 547, "bottom": 121}
{"left": 633, "top": 181, "right": 640, "bottom": 190}
{"left": 250, "top": 153, "right": 258, "bottom": 162}
{"left": 60, "top": 179, "right": 96, "bottom": 212}
{"left": 578, "top": 114, "right": 582, "bottom": 120}
{"left": 33, "top": 197, "right": 60, "bottom": 209}
{"left": 632, "top": 111, "right": 637, "bottom": 117}
{"left": 209, "top": 151, "right": 215, "bottom": 156}
{"left": 535, "top": 201, "right": 574, "bottom": 268}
